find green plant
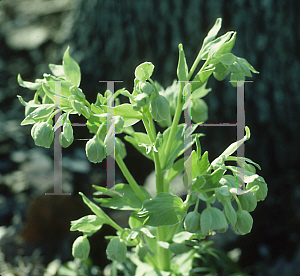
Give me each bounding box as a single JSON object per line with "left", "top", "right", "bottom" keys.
{"left": 18, "top": 18, "right": 267, "bottom": 275}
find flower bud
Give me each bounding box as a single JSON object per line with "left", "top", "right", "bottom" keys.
{"left": 31, "top": 122, "right": 54, "bottom": 148}
{"left": 239, "top": 193, "right": 257, "bottom": 212}
{"left": 135, "top": 93, "right": 149, "bottom": 107}
{"left": 115, "top": 137, "right": 126, "bottom": 159}
{"left": 60, "top": 132, "right": 74, "bottom": 148}
{"left": 140, "top": 82, "right": 153, "bottom": 96}
{"left": 234, "top": 210, "right": 253, "bottom": 235}
{"left": 106, "top": 237, "right": 127, "bottom": 263}
{"left": 72, "top": 236, "right": 90, "bottom": 260}
{"left": 191, "top": 99, "right": 208, "bottom": 123}
{"left": 114, "top": 115, "right": 124, "bottom": 134}
{"left": 184, "top": 211, "right": 201, "bottom": 233}
{"left": 149, "top": 94, "right": 170, "bottom": 122}
{"left": 85, "top": 135, "right": 106, "bottom": 163}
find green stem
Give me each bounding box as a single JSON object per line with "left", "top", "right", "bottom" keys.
{"left": 115, "top": 155, "right": 148, "bottom": 202}
{"left": 156, "top": 226, "right": 171, "bottom": 271}
{"left": 161, "top": 82, "right": 185, "bottom": 169}
{"left": 187, "top": 50, "right": 209, "bottom": 80}
{"left": 234, "top": 195, "right": 243, "bottom": 211}
{"left": 142, "top": 115, "right": 164, "bottom": 194}
{"left": 144, "top": 253, "right": 159, "bottom": 269}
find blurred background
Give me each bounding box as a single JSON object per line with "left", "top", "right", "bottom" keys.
{"left": 0, "top": 0, "right": 299, "bottom": 275}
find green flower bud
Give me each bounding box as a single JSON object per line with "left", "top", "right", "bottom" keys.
{"left": 132, "top": 104, "right": 141, "bottom": 111}
{"left": 234, "top": 210, "right": 253, "bottom": 235}
{"left": 136, "top": 243, "right": 148, "bottom": 260}
{"left": 140, "top": 82, "right": 153, "bottom": 96}
{"left": 31, "top": 122, "right": 54, "bottom": 148}
{"left": 113, "top": 115, "right": 124, "bottom": 134}
{"left": 246, "top": 179, "right": 268, "bottom": 202}
{"left": 239, "top": 193, "right": 257, "bottom": 212}
{"left": 115, "top": 137, "right": 126, "bottom": 159}
{"left": 60, "top": 132, "right": 74, "bottom": 148}
{"left": 149, "top": 94, "right": 170, "bottom": 122}
{"left": 200, "top": 207, "right": 228, "bottom": 236}
{"left": 106, "top": 237, "right": 127, "bottom": 263}
{"left": 184, "top": 211, "right": 201, "bottom": 233}
{"left": 191, "top": 98, "right": 208, "bottom": 123}
{"left": 85, "top": 135, "right": 106, "bottom": 163}
{"left": 72, "top": 235, "right": 90, "bottom": 260}
{"left": 213, "top": 62, "right": 229, "bottom": 81}
{"left": 135, "top": 93, "right": 149, "bottom": 107}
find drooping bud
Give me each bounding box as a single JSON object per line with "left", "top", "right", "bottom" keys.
{"left": 135, "top": 93, "right": 149, "bottom": 107}
{"left": 234, "top": 210, "right": 253, "bottom": 235}
{"left": 184, "top": 211, "right": 201, "bottom": 233}
{"left": 72, "top": 235, "right": 90, "bottom": 260}
{"left": 31, "top": 121, "right": 54, "bottom": 148}
{"left": 191, "top": 98, "right": 208, "bottom": 123}
{"left": 85, "top": 135, "right": 106, "bottom": 163}
{"left": 140, "top": 82, "right": 153, "bottom": 96}
{"left": 149, "top": 94, "right": 170, "bottom": 122}
{"left": 106, "top": 237, "right": 127, "bottom": 263}
{"left": 113, "top": 115, "right": 124, "bottom": 134}
{"left": 115, "top": 137, "right": 126, "bottom": 159}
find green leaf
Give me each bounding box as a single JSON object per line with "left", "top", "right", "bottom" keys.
{"left": 200, "top": 207, "right": 228, "bottom": 236}
{"left": 124, "top": 132, "right": 154, "bottom": 161}
{"left": 70, "top": 215, "right": 103, "bottom": 236}
{"left": 113, "top": 104, "right": 142, "bottom": 127}
{"left": 238, "top": 57, "right": 259, "bottom": 74}
{"left": 78, "top": 192, "right": 110, "bottom": 223}
{"left": 200, "top": 168, "right": 226, "bottom": 191}
{"left": 183, "top": 150, "right": 201, "bottom": 190}
{"left": 93, "top": 184, "right": 151, "bottom": 211}
{"left": 106, "top": 237, "right": 127, "bottom": 263}
{"left": 135, "top": 62, "right": 154, "bottom": 82}
{"left": 211, "top": 126, "right": 250, "bottom": 169}
{"left": 198, "top": 151, "right": 211, "bottom": 175}
{"left": 217, "top": 53, "right": 236, "bottom": 65}
{"left": 164, "top": 157, "right": 184, "bottom": 188}
{"left": 230, "top": 72, "right": 245, "bottom": 87}
{"left": 137, "top": 193, "right": 187, "bottom": 227}
{"left": 18, "top": 74, "right": 42, "bottom": 90}
{"left": 177, "top": 43, "right": 188, "bottom": 81}
{"left": 20, "top": 104, "right": 54, "bottom": 125}
{"left": 159, "top": 124, "right": 199, "bottom": 171}
{"left": 171, "top": 250, "right": 197, "bottom": 276}
{"left": 235, "top": 57, "right": 252, "bottom": 77}
{"left": 63, "top": 46, "right": 81, "bottom": 87}
{"left": 212, "top": 62, "right": 229, "bottom": 81}
{"left": 225, "top": 156, "right": 261, "bottom": 171}
{"left": 128, "top": 212, "right": 144, "bottom": 229}
{"left": 49, "top": 64, "right": 65, "bottom": 77}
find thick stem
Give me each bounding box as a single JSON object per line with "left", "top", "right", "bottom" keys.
{"left": 115, "top": 155, "right": 148, "bottom": 202}
{"left": 156, "top": 226, "right": 172, "bottom": 271}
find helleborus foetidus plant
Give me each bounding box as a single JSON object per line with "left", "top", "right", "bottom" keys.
{"left": 18, "top": 18, "right": 267, "bottom": 275}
